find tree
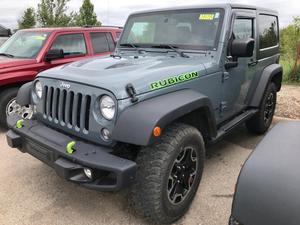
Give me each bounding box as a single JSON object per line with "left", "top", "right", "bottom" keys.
{"left": 75, "top": 0, "right": 101, "bottom": 26}
{"left": 37, "top": 0, "right": 74, "bottom": 27}
{"left": 18, "top": 7, "right": 36, "bottom": 29}
{"left": 280, "top": 17, "right": 300, "bottom": 82}
{"left": 280, "top": 17, "right": 300, "bottom": 58}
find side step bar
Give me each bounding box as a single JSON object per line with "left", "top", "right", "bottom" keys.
{"left": 210, "top": 109, "right": 258, "bottom": 144}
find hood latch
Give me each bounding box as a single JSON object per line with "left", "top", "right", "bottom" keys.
{"left": 126, "top": 83, "right": 138, "bottom": 103}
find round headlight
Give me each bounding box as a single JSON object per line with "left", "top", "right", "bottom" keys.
{"left": 35, "top": 81, "right": 43, "bottom": 99}
{"left": 100, "top": 95, "right": 115, "bottom": 120}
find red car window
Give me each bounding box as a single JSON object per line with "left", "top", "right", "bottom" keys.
{"left": 50, "top": 33, "right": 87, "bottom": 56}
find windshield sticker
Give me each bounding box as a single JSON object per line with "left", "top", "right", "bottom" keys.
{"left": 150, "top": 71, "right": 200, "bottom": 90}
{"left": 199, "top": 13, "right": 215, "bottom": 21}
{"left": 34, "top": 36, "right": 46, "bottom": 41}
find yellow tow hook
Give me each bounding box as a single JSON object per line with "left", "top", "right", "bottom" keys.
{"left": 16, "top": 119, "right": 24, "bottom": 129}
{"left": 66, "top": 141, "right": 76, "bottom": 154}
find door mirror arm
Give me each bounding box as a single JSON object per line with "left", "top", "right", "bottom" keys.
{"left": 225, "top": 56, "right": 238, "bottom": 69}
{"left": 225, "top": 61, "right": 238, "bottom": 69}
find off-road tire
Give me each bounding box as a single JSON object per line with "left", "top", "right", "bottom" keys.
{"left": 131, "top": 123, "right": 205, "bottom": 224}
{"left": 0, "top": 87, "right": 19, "bottom": 128}
{"left": 246, "top": 82, "right": 277, "bottom": 134}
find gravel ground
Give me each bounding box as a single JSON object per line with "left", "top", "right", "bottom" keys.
{"left": 0, "top": 119, "right": 286, "bottom": 225}
{"left": 0, "top": 85, "right": 298, "bottom": 225}
{"left": 276, "top": 85, "right": 300, "bottom": 119}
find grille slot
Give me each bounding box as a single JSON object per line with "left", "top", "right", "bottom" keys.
{"left": 43, "top": 85, "right": 91, "bottom": 133}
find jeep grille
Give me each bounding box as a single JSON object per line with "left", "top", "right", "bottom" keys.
{"left": 42, "top": 85, "right": 91, "bottom": 132}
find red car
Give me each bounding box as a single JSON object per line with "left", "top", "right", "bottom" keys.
{"left": 0, "top": 26, "right": 122, "bottom": 127}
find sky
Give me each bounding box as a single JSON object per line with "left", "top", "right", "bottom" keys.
{"left": 0, "top": 0, "right": 299, "bottom": 29}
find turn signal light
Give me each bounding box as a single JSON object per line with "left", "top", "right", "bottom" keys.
{"left": 153, "top": 126, "right": 161, "bottom": 137}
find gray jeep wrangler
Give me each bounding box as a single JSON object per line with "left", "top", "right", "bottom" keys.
{"left": 6, "top": 4, "right": 281, "bottom": 224}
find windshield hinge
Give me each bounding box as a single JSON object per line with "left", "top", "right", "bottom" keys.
{"left": 220, "top": 101, "right": 228, "bottom": 113}
{"left": 222, "top": 72, "right": 230, "bottom": 82}
{"left": 126, "top": 83, "right": 138, "bottom": 103}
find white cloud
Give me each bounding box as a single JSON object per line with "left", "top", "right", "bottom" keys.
{"left": 0, "top": 0, "right": 299, "bottom": 29}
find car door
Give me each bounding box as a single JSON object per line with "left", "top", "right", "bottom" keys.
{"left": 221, "top": 10, "right": 258, "bottom": 120}
{"left": 89, "top": 32, "right": 115, "bottom": 56}
{"left": 46, "top": 32, "right": 88, "bottom": 67}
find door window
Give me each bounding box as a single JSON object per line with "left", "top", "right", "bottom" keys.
{"left": 50, "top": 33, "right": 87, "bottom": 56}
{"left": 233, "top": 18, "right": 253, "bottom": 39}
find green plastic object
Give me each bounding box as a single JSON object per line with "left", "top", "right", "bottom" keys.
{"left": 66, "top": 141, "right": 76, "bottom": 154}
{"left": 16, "top": 119, "right": 24, "bottom": 129}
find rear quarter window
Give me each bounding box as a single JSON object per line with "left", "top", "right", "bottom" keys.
{"left": 116, "top": 32, "right": 122, "bottom": 38}
{"left": 90, "top": 32, "right": 115, "bottom": 53}
{"left": 258, "top": 14, "right": 279, "bottom": 49}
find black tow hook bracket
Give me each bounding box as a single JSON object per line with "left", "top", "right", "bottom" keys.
{"left": 126, "top": 83, "right": 138, "bottom": 103}
{"left": 6, "top": 130, "right": 22, "bottom": 149}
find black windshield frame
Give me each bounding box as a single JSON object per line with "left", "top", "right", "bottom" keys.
{"left": 118, "top": 8, "right": 225, "bottom": 51}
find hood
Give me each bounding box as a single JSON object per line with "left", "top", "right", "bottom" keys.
{"left": 0, "top": 57, "right": 36, "bottom": 70}
{"left": 38, "top": 54, "right": 215, "bottom": 99}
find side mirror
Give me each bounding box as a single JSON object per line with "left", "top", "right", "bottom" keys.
{"left": 0, "top": 28, "right": 11, "bottom": 37}
{"left": 7, "top": 29, "right": 12, "bottom": 36}
{"left": 45, "top": 49, "right": 64, "bottom": 62}
{"left": 231, "top": 38, "right": 255, "bottom": 58}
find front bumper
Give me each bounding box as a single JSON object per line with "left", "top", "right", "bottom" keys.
{"left": 6, "top": 115, "right": 137, "bottom": 191}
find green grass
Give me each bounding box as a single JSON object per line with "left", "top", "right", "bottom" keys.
{"left": 280, "top": 58, "right": 300, "bottom": 84}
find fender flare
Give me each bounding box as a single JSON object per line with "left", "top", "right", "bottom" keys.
{"left": 112, "top": 89, "right": 217, "bottom": 146}
{"left": 16, "top": 82, "right": 33, "bottom": 106}
{"left": 250, "top": 64, "right": 282, "bottom": 107}
{"left": 232, "top": 122, "right": 300, "bottom": 224}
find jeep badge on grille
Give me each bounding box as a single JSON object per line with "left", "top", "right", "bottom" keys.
{"left": 60, "top": 82, "right": 71, "bottom": 89}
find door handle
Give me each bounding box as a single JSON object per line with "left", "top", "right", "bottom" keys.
{"left": 248, "top": 60, "right": 258, "bottom": 67}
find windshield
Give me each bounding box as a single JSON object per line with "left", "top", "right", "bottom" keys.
{"left": 0, "top": 31, "right": 50, "bottom": 58}
{"left": 119, "top": 8, "right": 224, "bottom": 51}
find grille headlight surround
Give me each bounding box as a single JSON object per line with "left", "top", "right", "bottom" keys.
{"left": 100, "top": 95, "right": 116, "bottom": 120}
{"left": 34, "top": 81, "right": 43, "bottom": 99}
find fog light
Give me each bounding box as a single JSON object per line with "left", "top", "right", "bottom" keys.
{"left": 229, "top": 216, "right": 242, "bottom": 225}
{"left": 83, "top": 168, "right": 93, "bottom": 179}
{"left": 101, "top": 128, "right": 110, "bottom": 140}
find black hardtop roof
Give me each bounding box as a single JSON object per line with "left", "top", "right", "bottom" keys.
{"left": 130, "top": 4, "right": 278, "bottom": 16}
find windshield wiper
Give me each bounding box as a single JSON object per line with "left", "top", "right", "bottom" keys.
{"left": 151, "top": 44, "right": 189, "bottom": 58}
{"left": 119, "top": 43, "right": 146, "bottom": 54}
{"left": 119, "top": 43, "right": 140, "bottom": 49}
{"left": 0, "top": 53, "right": 14, "bottom": 58}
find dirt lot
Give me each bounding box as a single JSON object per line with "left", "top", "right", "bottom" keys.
{"left": 276, "top": 84, "right": 300, "bottom": 119}
{"left": 0, "top": 85, "right": 298, "bottom": 225}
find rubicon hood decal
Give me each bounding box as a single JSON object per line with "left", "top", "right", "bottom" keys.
{"left": 150, "top": 71, "right": 200, "bottom": 90}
